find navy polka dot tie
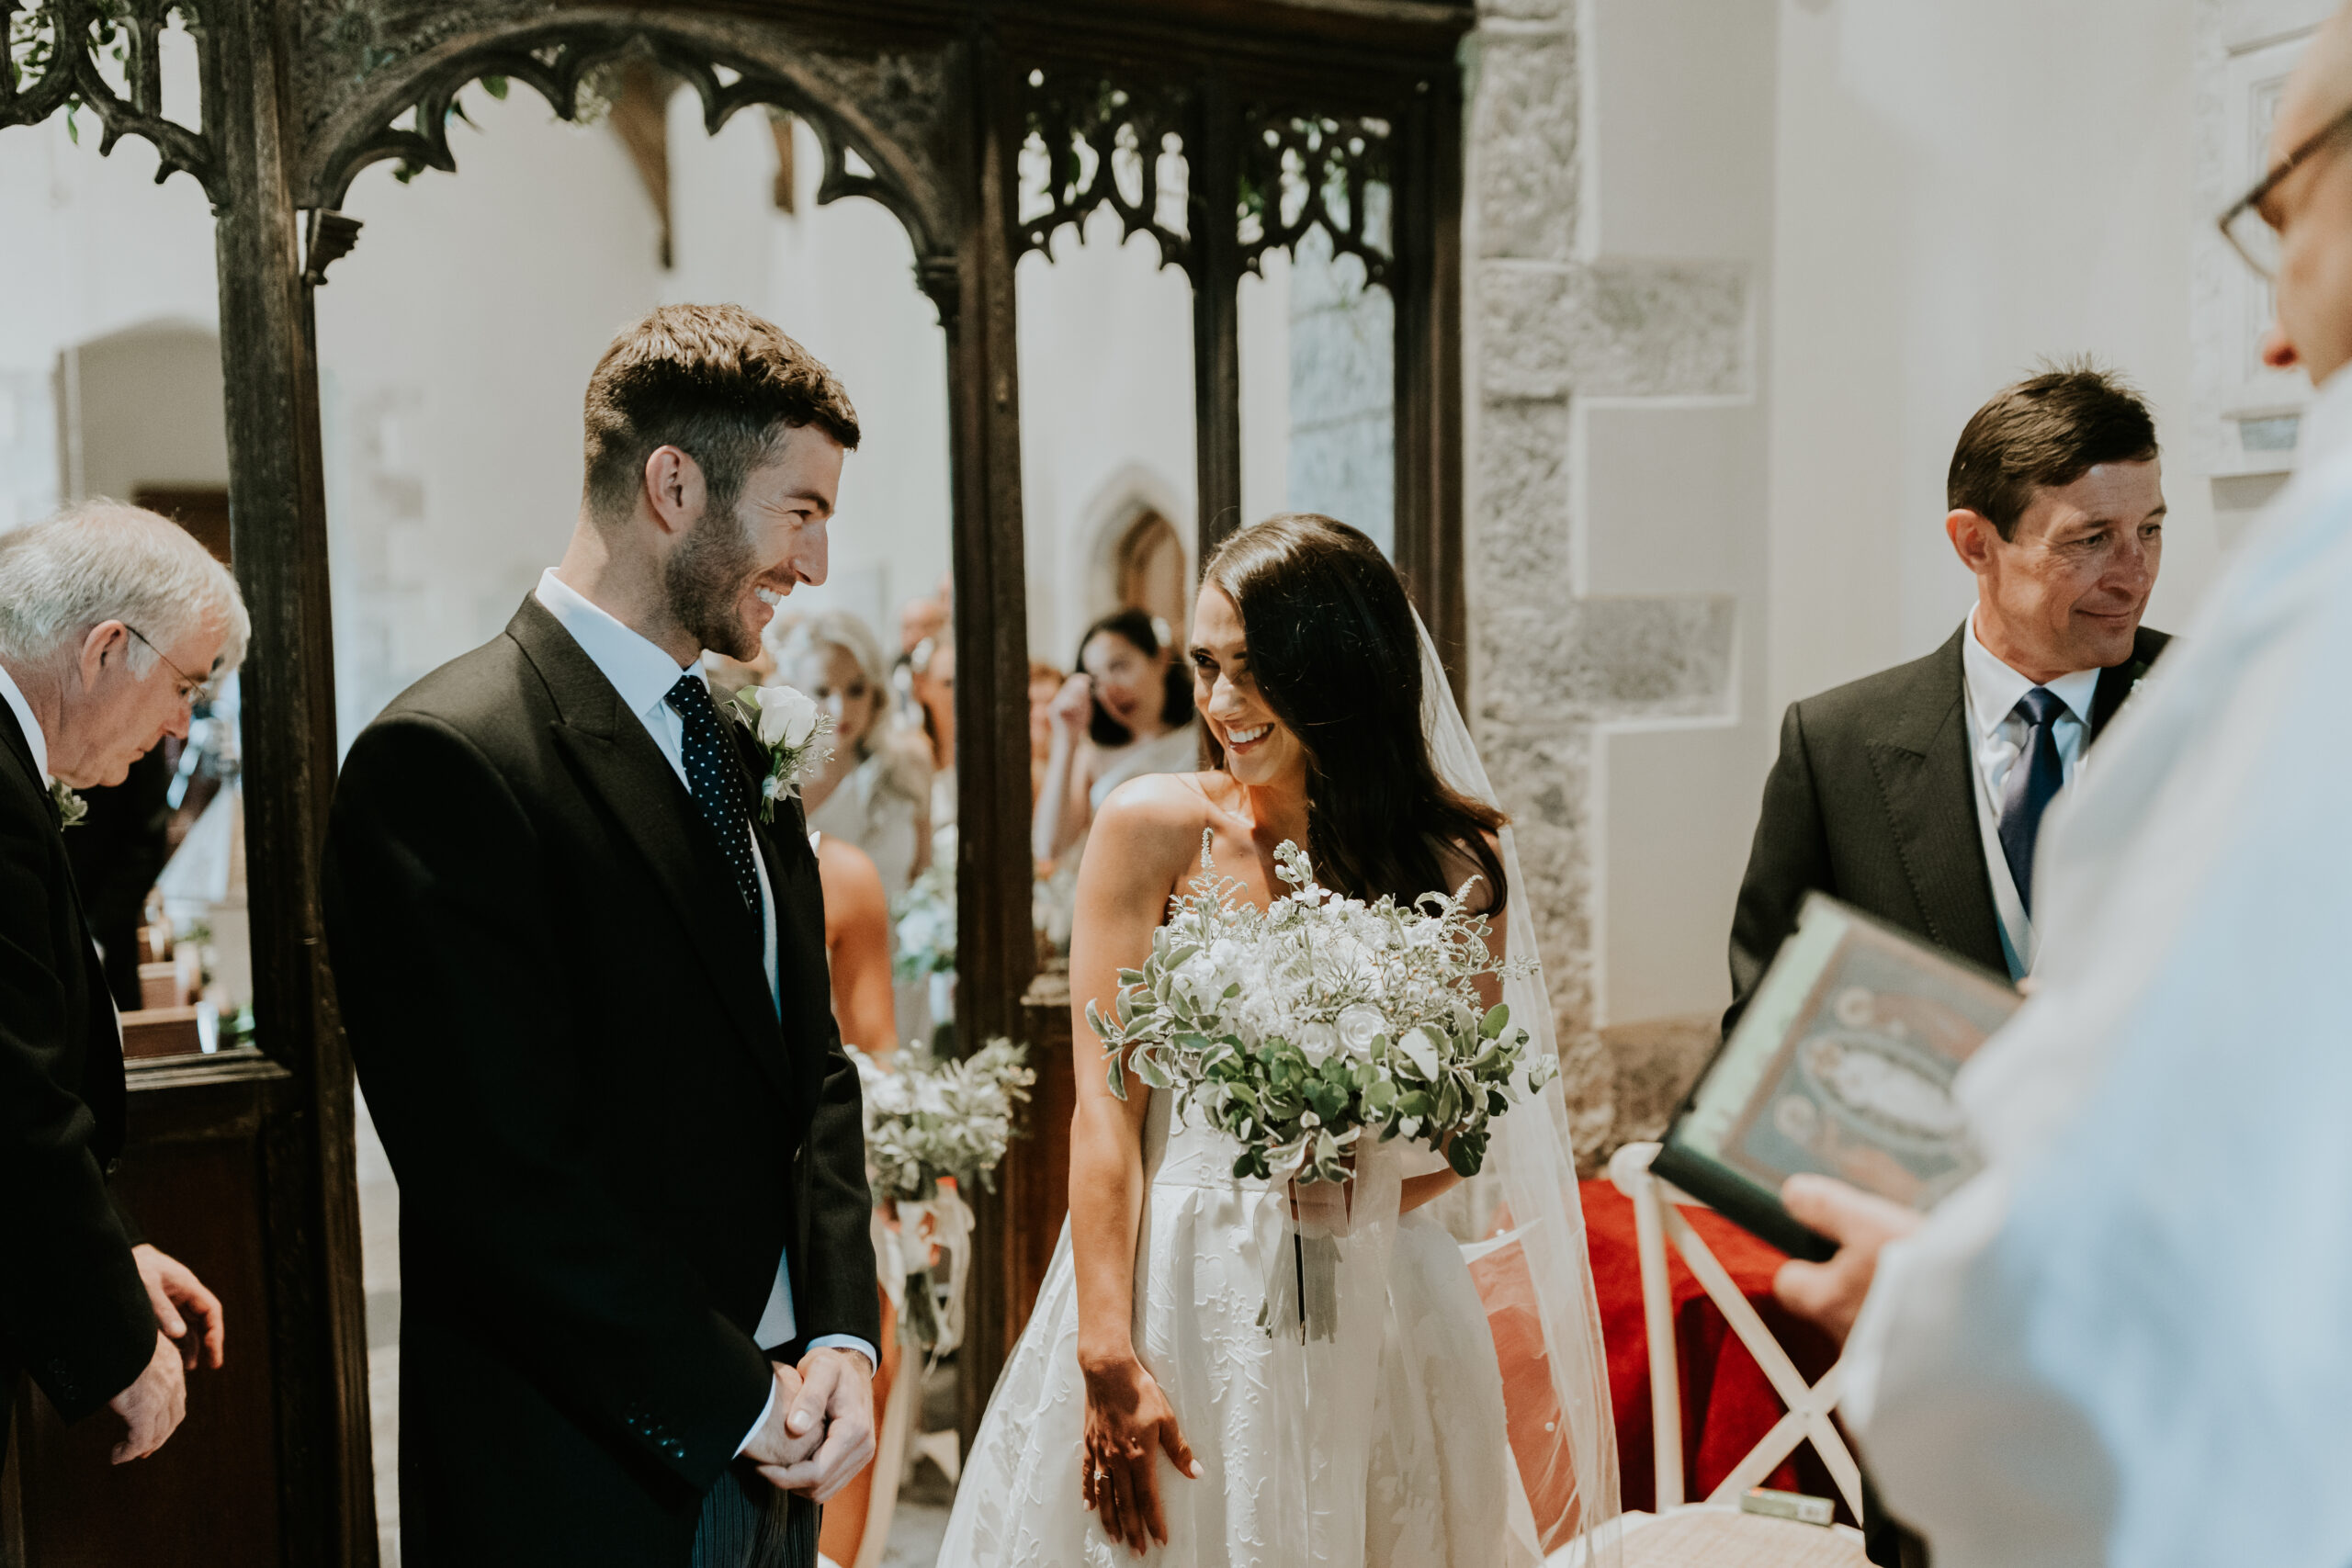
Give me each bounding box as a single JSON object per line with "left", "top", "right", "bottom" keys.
{"left": 667, "top": 673, "right": 761, "bottom": 917}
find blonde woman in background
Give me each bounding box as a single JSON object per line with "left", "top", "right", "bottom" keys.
{"left": 775, "top": 612, "right": 933, "bottom": 895}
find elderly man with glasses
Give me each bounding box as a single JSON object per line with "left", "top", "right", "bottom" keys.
{"left": 1758, "top": 9, "right": 2352, "bottom": 1565}
{"left": 0, "top": 501, "right": 243, "bottom": 1471}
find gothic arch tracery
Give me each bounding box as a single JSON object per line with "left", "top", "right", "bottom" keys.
{"left": 285, "top": 9, "right": 962, "bottom": 308}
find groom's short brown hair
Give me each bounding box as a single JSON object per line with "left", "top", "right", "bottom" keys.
{"left": 582, "top": 304, "right": 860, "bottom": 525}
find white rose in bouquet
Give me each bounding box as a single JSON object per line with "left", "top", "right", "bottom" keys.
{"left": 1334, "top": 1003, "right": 1386, "bottom": 1062}
{"left": 1296, "top": 1020, "right": 1341, "bottom": 1066}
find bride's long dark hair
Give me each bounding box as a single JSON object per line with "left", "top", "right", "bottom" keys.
{"left": 1201, "top": 513, "right": 1508, "bottom": 911}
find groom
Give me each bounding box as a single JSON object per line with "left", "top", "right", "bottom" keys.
{"left": 324, "top": 305, "right": 879, "bottom": 1567}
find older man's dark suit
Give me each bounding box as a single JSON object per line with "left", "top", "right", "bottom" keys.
{"left": 0, "top": 701, "right": 153, "bottom": 1461}
{"left": 322, "top": 598, "right": 877, "bottom": 1567}
{"left": 1725, "top": 622, "right": 2169, "bottom": 1033}
{"left": 1724, "top": 620, "right": 2165, "bottom": 1568}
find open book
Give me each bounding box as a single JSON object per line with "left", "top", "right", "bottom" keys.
{"left": 1652, "top": 894, "right": 2022, "bottom": 1261}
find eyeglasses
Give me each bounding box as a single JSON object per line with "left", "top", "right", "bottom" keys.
{"left": 123, "top": 623, "right": 214, "bottom": 705}
{"left": 2220, "top": 99, "right": 2352, "bottom": 279}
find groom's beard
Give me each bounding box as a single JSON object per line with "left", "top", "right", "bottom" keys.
{"left": 664, "top": 500, "right": 759, "bottom": 661}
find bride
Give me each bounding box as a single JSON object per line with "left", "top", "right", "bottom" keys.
{"left": 941, "top": 514, "right": 1619, "bottom": 1565}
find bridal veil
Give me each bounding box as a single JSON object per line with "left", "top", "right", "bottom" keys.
{"left": 1415, "top": 613, "right": 1623, "bottom": 1563}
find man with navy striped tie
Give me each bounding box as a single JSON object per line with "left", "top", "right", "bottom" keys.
{"left": 1727, "top": 363, "right": 2170, "bottom": 1011}
{"left": 1724, "top": 365, "right": 2168, "bottom": 1567}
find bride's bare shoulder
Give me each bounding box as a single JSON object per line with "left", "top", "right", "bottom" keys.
{"left": 1088, "top": 772, "right": 1230, "bottom": 873}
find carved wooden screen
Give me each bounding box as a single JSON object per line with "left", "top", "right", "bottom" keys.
{"left": 1, "top": 1, "right": 1469, "bottom": 1558}
{"left": 1004, "top": 27, "right": 1467, "bottom": 680}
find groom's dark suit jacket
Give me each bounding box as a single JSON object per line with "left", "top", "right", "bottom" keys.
{"left": 0, "top": 701, "right": 153, "bottom": 1459}
{"left": 323, "top": 598, "right": 877, "bottom": 1566}
{"left": 1724, "top": 622, "right": 2168, "bottom": 1035}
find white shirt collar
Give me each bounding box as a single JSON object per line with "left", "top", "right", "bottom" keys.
{"left": 1961, "top": 606, "right": 2103, "bottom": 739}
{"left": 0, "top": 660, "right": 51, "bottom": 783}
{"left": 533, "top": 568, "right": 696, "bottom": 720}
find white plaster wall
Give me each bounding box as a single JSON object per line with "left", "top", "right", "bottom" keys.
{"left": 1770, "top": 0, "right": 2220, "bottom": 716}
{"left": 1585, "top": 0, "right": 1777, "bottom": 1030}
{"left": 1016, "top": 212, "right": 1198, "bottom": 666}
{"left": 0, "top": 51, "right": 219, "bottom": 531}
{"left": 314, "top": 88, "right": 664, "bottom": 751}
{"left": 70, "top": 324, "right": 231, "bottom": 503}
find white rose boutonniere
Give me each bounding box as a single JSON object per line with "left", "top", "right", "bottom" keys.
{"left": 50, "top": 779, "right": 88, "bottom": 829}
{"left": 724, "top": 682, "right": 834, "bottom": 822}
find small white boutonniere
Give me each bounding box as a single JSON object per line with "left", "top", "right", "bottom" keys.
{"left": 50, "top": 779, "right": 88, "bottom": 829}
{"left": 725, "top": 682, "right": 833, "bottom": 822}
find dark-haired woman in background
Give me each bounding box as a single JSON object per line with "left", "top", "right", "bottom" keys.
{"left": 1030, "top": 607, "right": 1199, "bottom": 874}
{"left": 946, "top": 516, "right": 1618, "bottom": 1567}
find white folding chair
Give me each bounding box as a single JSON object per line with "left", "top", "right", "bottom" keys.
{"left": 1606, "top": 1140, "right": 1864, "bottom": 1522}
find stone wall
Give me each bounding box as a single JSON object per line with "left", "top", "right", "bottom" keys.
{"left": 1464, "top": 0, "right": 1775, "bottom": 1165}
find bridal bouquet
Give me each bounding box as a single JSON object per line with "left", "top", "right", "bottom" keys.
{"left": 1091, "top": 835, "right": 1554, "bottom": 1186}
{"left": 851, "top": 1038, "right": 1035, "bottom": 1356}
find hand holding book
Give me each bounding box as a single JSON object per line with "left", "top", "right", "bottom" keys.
{"left": 1654, "top": 893, "right": 2021, "bottom": 1263}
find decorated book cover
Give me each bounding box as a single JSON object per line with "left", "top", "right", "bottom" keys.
{"left": 1653, "top": 893, "right": 2022, "bottom": 1261}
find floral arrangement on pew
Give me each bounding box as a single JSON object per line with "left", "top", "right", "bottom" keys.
{"left": 850, "top": 1037, "right": 1035, "bottom": 1356}
{"left": 892, "top": 857, "right": 957, "bottom": 986}
{"left": 1090, "top": 835, "right": 1553, "bottom": 1187}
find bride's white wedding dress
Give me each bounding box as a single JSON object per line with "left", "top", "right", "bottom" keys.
{"left": 941, "top": 1095, "right": 1513, "bottom": 1567}
{"left": 939, "top": 617, "right": 1619, "bottom": 1567}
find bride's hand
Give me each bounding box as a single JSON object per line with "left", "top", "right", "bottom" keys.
{"left": 1079, "top": 1350, "right": 1198, "bottom": 1555}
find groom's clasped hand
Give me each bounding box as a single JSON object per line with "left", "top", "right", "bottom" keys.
{"left": 740, "top": 1346, "right": 878, "bottom": 1504}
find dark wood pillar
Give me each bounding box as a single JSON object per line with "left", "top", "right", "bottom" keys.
{"left": 206, "top": 0, "right": 378, "bottom": 1559}
{"left": 942, "top": 34, "right": 1039, "bottom": 1449}
{"left": 1394, "top": 70, "right": 1468, "bottom": 704}
{"left": 1189, "top": 77, "right": 1244, "bottom": 559}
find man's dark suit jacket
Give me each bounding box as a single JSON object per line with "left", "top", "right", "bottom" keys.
{"left": 322, "top": 597, "right": 878, "bottom": 1567}
{"left": 0, "top": 699, "right": 152, "bottom": 1456}
{"left": 1725, "top": 622, "right": 2169, "bottom": 1034}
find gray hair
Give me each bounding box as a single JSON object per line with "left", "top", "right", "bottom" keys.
{"left": 0, "top": 501, "right": 251, "bottom": 679}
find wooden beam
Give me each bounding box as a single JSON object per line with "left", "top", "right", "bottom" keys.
{"left": 1393, "top": 65, "right": 1467, "bottom": 703}
{"left": 1190, "top": 74, "right": 1244, "bottom": 558}
{"left": 943, "top": 30, "right": 1041, "bottom": 1450}
{"left": 207, "top": 0, "right": 378, "bottom": 1558}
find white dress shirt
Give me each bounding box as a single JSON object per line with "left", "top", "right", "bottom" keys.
{"left": 1845, "top": 362, "right": 2352, "bottom": 1568}
{"left": 0, "top": 660, "right": 51, "bottom": 782}
{"left": 533, "top": 570, "right": 874, "bottom": 1451}
{"left": 1958, "top": 610, "right": 2103, "bottom": 977}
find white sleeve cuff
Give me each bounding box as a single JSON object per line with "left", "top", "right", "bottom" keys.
{"left": 733, "top": 1376, "right": 777, "bottom": 1460}
{"left": 806, "top": 1334, "right": 878, "bottom": 1374}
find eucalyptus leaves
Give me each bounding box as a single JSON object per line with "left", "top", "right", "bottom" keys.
{"left": 50, "top": 779, "right": 87, "bottom": 829}
{"left": 851, "top": 1037, "right": 1035, "bottom": 1204}
{"left": 1090, "top": 835, "right": 1555, "bottom": 1186}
